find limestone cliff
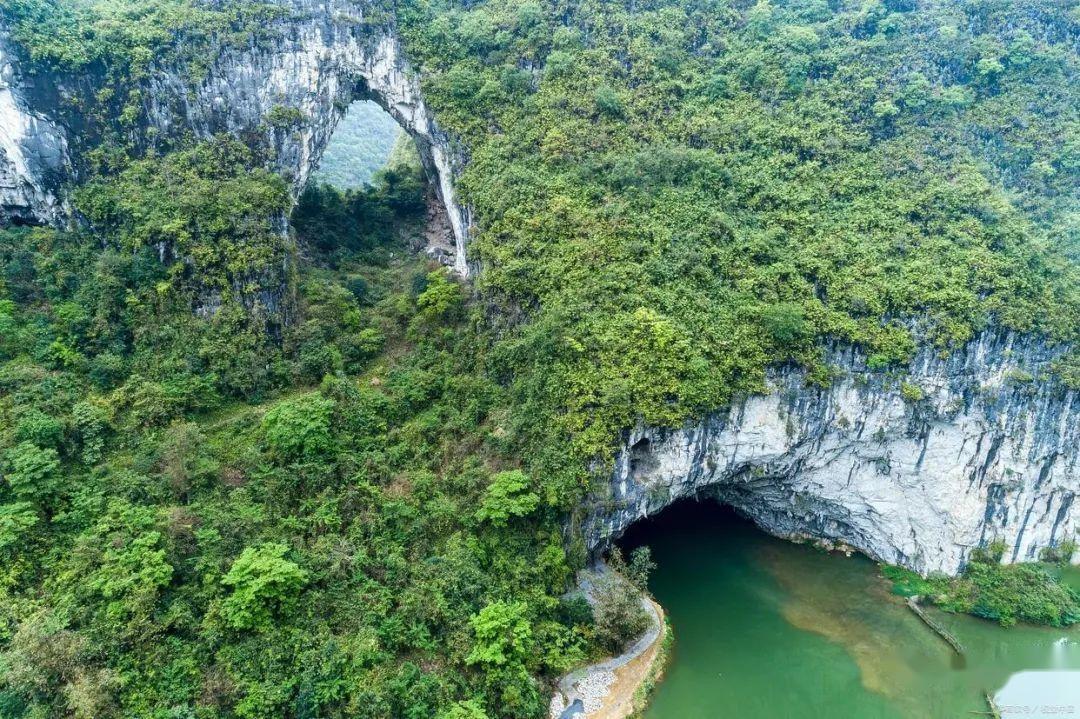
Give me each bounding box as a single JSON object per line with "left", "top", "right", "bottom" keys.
{"left": 2, "top": 2, "right": 1076, "bottom": 579}
{"left": 587, "top": 329, "right": 1079, "bottom": 575}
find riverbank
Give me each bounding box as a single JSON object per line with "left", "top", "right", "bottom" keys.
{"left": 549, "top": 568, "right": 669, "bottom": 719}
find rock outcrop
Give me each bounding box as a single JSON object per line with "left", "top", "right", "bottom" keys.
{"left": 0, "top": 0, "right": 471, "bottom": 274}
{"left": 4, "top": 2, "right": 1075, "bottom": 580}
{"left": 0, "top": 30, "right": 69, "bottom": 226}
{"left": 587, "top": 330, "right": 1079, "bottom": 576}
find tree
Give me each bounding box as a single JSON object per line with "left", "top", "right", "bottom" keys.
{"left": 627, "top": 546, "right": 656, "bottom": 591}
{"left": 465, "top": 601, "right": 532, "bottom": 667}
{"left": 157, "top": 422, "right": 218, "bottom": 499}
{"left": 593, "top": 572, "right": 649, "bottom": 653}
{"left": 475, "top": 470, "right": 539, "bottom": 526}
{"left": 4, "top": 442, "right": 62, "bottom": 506}
{"left": 86, "top": 530, "right": 173, "bottom": 625}
{"left": 760, "top": 302, "right": 809, "bottom": 348}
{"left": 221, "top": 543, "right": 308, "bottom": 630}
{"left": 412, "top": 270, "right": 464, "bottom": 330}
{"left": 439, "top": 700, "right": 489, "bottom": 719}
{"left": 0, "top": 502, "right": 39, "bottom": 554}
{"left": 262, "top": 394, "right": 335, "bottom": 460}
{"left": 594, "top": 85, "right": 624, "bottom": 118}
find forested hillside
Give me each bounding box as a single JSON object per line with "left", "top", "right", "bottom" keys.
{"left": 0, "top": 1, "right": 1077, "bottom": 718}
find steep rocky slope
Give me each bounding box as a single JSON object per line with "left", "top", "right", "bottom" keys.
{"left": 1, "top": 0, "right": 1076, "bottom": 579}
{"left": 589, "top": 329, "right": 1078, "bottom": 575}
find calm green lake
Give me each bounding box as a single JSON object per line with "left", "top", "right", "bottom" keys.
{"left": 620, "top": 500, "right": 1080, "bottom": 719}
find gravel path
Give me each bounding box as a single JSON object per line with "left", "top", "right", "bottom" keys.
{"left": 549, "top": 566, "right": 663, "bottom": 719}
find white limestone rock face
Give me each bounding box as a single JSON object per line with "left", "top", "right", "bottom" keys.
{"left": 587, "top": 330, "right": 1079, "bottom": 576}
{"left": 0, "top": 0, "right": 472, "bottom": 274}
{"left": 0, "top": 31, "right": 69, "bottom": 225}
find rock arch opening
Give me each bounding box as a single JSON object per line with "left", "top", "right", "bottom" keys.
{"left": 300, "top": 95, "right": 458, "bottom": 266}
{"left": 311, "top": 99, "right": 403, "bottom": 190}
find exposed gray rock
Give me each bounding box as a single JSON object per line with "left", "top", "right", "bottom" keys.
{"left": 0, "top": 30, "right": 69, "bottom": 226}
{"left": 587, "top": 330, "right": 1079, "bottom": 576}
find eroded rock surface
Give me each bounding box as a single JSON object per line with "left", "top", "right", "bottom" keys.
{"left": 588, "top": 330, "right": 1079, "bottom": 575}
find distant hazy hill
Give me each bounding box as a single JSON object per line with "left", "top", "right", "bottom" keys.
{"left": 311, "top": 100, "right": 401, "bottom": 188}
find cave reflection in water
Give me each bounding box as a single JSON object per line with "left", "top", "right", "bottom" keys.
{"left": 617, "top": 499, "right": 1080, "bottom": 719}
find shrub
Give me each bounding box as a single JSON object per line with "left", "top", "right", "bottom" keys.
{"left": 465, "top": 601, "right": 533, "bottom": 667}
{"left": 475, "top": 470, "right": 539, "bottom": 526}
{"left": 14, "top": 410, "right": 64, "bottom": 449}
{"left": 439, "top": 700, "right": 489, "bottom": 719}
{"left": 221, "top": 543, "right": 308, "bottom": 630}
{"left": 593, "top": 572, "right": 649, "bottom": 653}
{"left": 900, "top": 382, "right": 925, "bottom": 402}
{"left": 0, "top": 502, "right": 40, "bottom": 554}
{"left": 4, "top": 442, "right": 62, "bottom": 506}
{"left": 761, "top": 302, "right": 809, "bottom": 348}
{"left": 262, "top": 394, "right": 335, "bottom": 460}
{"left": 594, "top": 85, "right": 624, "bottom": 117}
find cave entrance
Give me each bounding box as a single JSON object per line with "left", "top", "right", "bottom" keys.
{"left": 616, "top": 495, "right": 748, "bottom": 563}
{"left": 611, "top": 497, "right": 901, "bottom": 718}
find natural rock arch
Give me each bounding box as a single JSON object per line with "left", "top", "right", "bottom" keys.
{"left": 0, "top": 1, "right": 472, "bottom": 274}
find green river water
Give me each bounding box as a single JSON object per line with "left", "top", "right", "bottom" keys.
{"left": 620, "top": 500, "right": 1080, "bottom": 719}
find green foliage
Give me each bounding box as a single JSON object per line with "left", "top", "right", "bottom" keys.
{"left": 86, "top": 529, "right": 173, "bottom": 625}
{"left": 961, "top": 562, "right": 1080, "bottom": 627}
{"left": 476, "top": 470, "right": 539, "bottom": 526}
{"left": 399, "top": 0, "right": 1080, "bottom": 480}
{"left": 3, "top": 442, "right": 61, "bottom": 506}
{"left": 0, "top": 502, "right": 38, "bottom": 554}
{"left": 900, "top": 382, "right": 926, "bottom": 403}
{"left": 74, "top": 137, "right": 290, "bottom": 299}
{"left": 265, "top": 105, "right": 305, "bottom": 129}
{"left": 439, "top": 699, "right": 491, "bottom": 719}
{"left": 261, "top": 394, "right": 335, "bottom": 460}
{"left": 293, "top": 164, "right": 426, "bottom": 257}
{"left": 311, "top": 101, "right": 405, "bottom": 189}
{"left": 0, "top": 0, "right": 1077, "bottom": 716}
{"left": 0, "top": 0, "right": 283, "bottom": 72}
{"left": 465, "top": 601, "right": 533, "bottom": 667}
{"left": 882, "top": 552, "right": 1080, "bottom": 627}
{"left": 593, "top": 571, "right": 650, "bottom": 654}
{"left": 220, "top": 543, "right": 308, "bottom": 631}
{"left": 627, "top": 547, "right": 657, "bottom": 591}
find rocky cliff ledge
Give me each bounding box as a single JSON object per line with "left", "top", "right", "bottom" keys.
{"left": 587, "top": 329, "right": 1079, "bottom": 576}
{"left": 0, "top": 0, "right": 472, "bottom": 274}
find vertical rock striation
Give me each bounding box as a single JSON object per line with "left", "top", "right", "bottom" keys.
{"left": 588, "top": 330, "right": 1079, "bottom": 576}
{"left": 0, "top": 30, "right": 69, "bottom": 226}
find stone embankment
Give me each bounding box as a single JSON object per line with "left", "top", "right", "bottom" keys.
{"left": 549, "top": 566, "right": 667, "bottom": 719}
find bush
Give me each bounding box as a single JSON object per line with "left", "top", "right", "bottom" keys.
{"left": 475, "top": 470, "right": 540, "bottom": 526}
{"left": 0, "top": 502, "right": 40, "bottom": 554}
{"left": 761, "top": 302, "right": 809, "bottom": 348}
{"left": 262, "top": 394, "right": 335, "bottom": 460}
{"left": 221, "top": 543, "right": 308, "bottom": 630}
{"left": 465, "top": 601, "right": 533, "bottom": 667}
{"left": 594, "top": 85, "right": 624, "bottom": 117}
{"left": 3, "top": 442, "right": 61, "bottom": 506}
{"left": 592, "top": 572, "right": 650, "bottom": 653}
{"left": 965, "top": 562, "right": 1080, "bottom": 627}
